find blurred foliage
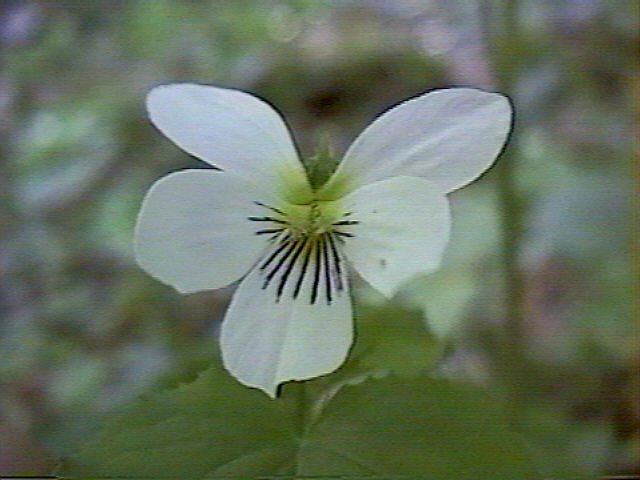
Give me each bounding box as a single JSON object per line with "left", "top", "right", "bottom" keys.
{"left": 0, "top": 0, "right": 636, "bottom": 477}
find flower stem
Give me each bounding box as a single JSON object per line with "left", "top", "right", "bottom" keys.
{"left": 494, "top": 0, "right": 525, "bottom": 351}
{"left": 488, "top": 0, "right": 532, "bottom": 428}
{"left": 497, "top": 141, "right": 525, "bottom": 348}
{"left": 294, "top": 382, "right": 309, "bottom": 437}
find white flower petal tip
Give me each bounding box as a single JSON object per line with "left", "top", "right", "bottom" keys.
{"left": 146, "top": 83, "right": 312, "bottom": 202}
{"left": 321, "top": 87, "right": 512, "bottom": 198}
{"left": 137, "top": 83, "right": 510, "bottom": 396}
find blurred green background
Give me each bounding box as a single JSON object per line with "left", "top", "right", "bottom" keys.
{"left": 0, "top": 0, "right": 636, "bottom": 476}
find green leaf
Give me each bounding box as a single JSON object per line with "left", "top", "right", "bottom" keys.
{"left": 401, "top": 264, "right": 478, "bottom": 338}
{"left": 58, "top": 364, "right": 298, "bottom": 478}
{"left": 59, "top": 365, "right": 540, "bottom": 478}
{"left": 346, "top": 292, "right": 445, "bottom": 377}
{"left": 300, "top": 376, "right": 540, "bottom": 478}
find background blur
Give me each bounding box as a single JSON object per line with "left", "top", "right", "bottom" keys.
{"left": 0, "top": 0, "right": 636, "bottom": 476}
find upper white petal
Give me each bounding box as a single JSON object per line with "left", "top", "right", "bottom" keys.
{"left": 134, "top": 169, "right": 273, "bottom": 293}
{"left": 146, "top": 83, "right": 311, "bottom": 201}
{"left": 220, "top": 244, "right": 353, "bottom": 397}
{"left": 321, "top": 88, "right": 512, "bottom": 197}
{"left": 340, "top": 176, "right": 451, "bottom": 298}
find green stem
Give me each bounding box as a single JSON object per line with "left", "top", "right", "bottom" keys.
{"left": 497, "top": 148, "right": 525, "bottom": 347}
{"left": 484, "top": 0, "right": 528, "bottom": 425}
{"left": 494, "top": 0, "right": 525, "bottom": 351}
{"left": 294, "top": 382, "right": 309, "bottom": 437}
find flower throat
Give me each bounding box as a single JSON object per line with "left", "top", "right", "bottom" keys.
{"left": 247, "top": 200, "right": 358, "bottom": 305}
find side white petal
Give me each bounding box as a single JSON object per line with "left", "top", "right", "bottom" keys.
{"left": 134, "top": 169, "right": 273, "bottom": 293}
{"left": 220, "top": 244, "right": 353, "bottom": 397}
{"left": 147, "top": 83, "right": 311, "bottom": 201}
{"left": 341, "top": 176, "right": 451, "bottom": 298}
{"left": 321, "top": 88, "right": 512, "bottom": 197}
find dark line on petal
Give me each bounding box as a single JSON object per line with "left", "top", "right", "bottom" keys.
{"left": 332, "top": 220, "right": 360, "bottom": 226}
{"left": 293, "top": 240, "right": 313, "bottom": 300}
{"left": 254, "top": 201, "right": 286, "bottom": 216}
{"left": 248, "top": 216, "right": 288, "bottom": 224}
{"left": 311, "top": 239, "right": 322, "bottom": 305}
{"left": 255, "top": 228, "right": 285, "bottom": 235}
{"left": 277, "top": 238, "right": 307, "bottom": 301}
{"left": 321, "top": 235, "right": 332, "bottom": 304}
{"left": 260, "top": 235, "right": 291, "bottom": 270}
{"left": 263, "top": 240, "right": 298, "bottom": 288}
{"left": 327, "top": 233, "right": 344, "bottom": 292}
{"left": 334, "top": 231, "right": 354, "bottom": 238}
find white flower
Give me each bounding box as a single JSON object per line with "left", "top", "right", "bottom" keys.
{"left": 134, "top": 83, "right": 511, "bottom": 397}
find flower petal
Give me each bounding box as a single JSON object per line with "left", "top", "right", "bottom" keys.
{"left": 147, "top": 83, "right": 312, "bottom": 202}
{"left": 320, "top": 88, "right": 512, "bottom": 197}
{"left": 340, "top": 176, "right": 451, "bottom": 298}
{"left": 134, "top": 169, "right": 275, "bottom": 293}
{"left": 220, "top": 239, "right": 353, "bottom": 397}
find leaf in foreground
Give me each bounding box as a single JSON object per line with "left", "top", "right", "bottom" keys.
{"left": 58, "top": 365, "right": 540, "bottom": 479}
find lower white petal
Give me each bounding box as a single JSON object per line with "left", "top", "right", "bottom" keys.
{"left": 220, "top": 239, "right": 353, "bottom": 397}
{"left": 134, "top": 169, "right": 275, "bottom": 294}
{"left": 341, "top": 176, "right": 451, "bottom": 298}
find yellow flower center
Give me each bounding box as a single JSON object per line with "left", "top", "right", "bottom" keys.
{"left": 247, "top": 198, "right": 359, "bottom": 305}
{"left": 283, "top": 200, "right": 344, "bottom": 238}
